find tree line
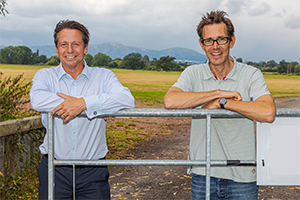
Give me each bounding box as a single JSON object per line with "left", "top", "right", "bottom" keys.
{"left": 236, "top": 58, "right": 300, "bottom": 75}
{"left": 0, "top": 45, "right": 299, "bottom": 74}
{"left": 0, "top": 45, "right": 188, "bottom": 72}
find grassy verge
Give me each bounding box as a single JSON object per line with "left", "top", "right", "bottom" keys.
{"left": 106, "top": 118, "right": 150, "bottom": 159}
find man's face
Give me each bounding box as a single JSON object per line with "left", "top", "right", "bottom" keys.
{"left": 56, "top": 28, "right": 88, "bottom": 70}
{"left": 199, "top": 22, "right": 235, "bottom": 68}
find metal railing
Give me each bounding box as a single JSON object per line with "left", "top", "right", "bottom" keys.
{"left": 47, "top": 108, "right": 300, "bottom": 200}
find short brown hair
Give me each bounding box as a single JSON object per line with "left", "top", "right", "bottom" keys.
{"left": 196, "top": 10, "right": 235, "bottom": 39}
{"left": 54, "top": 20, "right": 90, "bottom": 47}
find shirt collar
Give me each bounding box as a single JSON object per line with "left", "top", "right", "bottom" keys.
{"left": 203, "top": 55, "right": 238, "bottom": 81}
{"left": 57, "top": 60, "right": 91, "bottom": 80}
{"left": 80, "top": 60, "right": 91, "bottom": 79}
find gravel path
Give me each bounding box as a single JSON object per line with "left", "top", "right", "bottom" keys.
{"left": 109, "top": 97, "right": 300, "bottom": 200}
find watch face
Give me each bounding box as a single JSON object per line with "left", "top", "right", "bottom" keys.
{"left": 220, "top": 98, "right": 227, "bottom": 104}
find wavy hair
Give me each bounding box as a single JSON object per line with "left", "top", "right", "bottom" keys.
{"left": 196, "top": 10, "right": 235, "bottom": 39}
{"left": 54, "top": 20, "right": 90, "bottom": 48}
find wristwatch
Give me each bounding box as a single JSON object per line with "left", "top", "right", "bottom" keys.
{"left": 219, "top": 98, "right": 227, "bottom": 109}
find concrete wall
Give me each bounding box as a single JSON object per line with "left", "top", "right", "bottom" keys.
{"left": 0, "top": 115, "right": 44, "bottom": 176}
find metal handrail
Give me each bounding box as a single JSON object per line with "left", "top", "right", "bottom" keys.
{"left": 47, "top": 108, "right": 300, "bottom": 200}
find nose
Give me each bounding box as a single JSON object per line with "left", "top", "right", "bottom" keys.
{"left": 212, "top": 40, "right": 220, "bottom": 49}
{"left": 67, "top": 44, "right": 74, "bottom": 53}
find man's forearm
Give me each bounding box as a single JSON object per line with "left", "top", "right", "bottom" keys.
{"left": 164, "top": 90, "right": 219, "bottom": 109}
{"left": 225, "top": 95, "right": 276, "bottom": 123}
{"left": 164, "top": 87, "right": 242, "bottom": 109}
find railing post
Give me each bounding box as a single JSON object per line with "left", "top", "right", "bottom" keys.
{"left": 48, "top": 113, "right": 54, "bottom": 200}
{"left": 205, "top": 114, "right": 211, "bottom": 200}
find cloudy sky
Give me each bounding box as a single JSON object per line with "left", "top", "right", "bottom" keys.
{"left": 0, "top": 0, "right": 299, "bottom": 63}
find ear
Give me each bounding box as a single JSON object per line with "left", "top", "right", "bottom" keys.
{"left": 84, "top": 44, "right": 89, "bottom": 54}
{"left": 229, "top": 35, "right": 236, "bottom": 49}
{"left": 198, "top": 39, "right": 205, "bottom": 51}
{"left": 55, "top": 45, "right": 59, "bottom": 54}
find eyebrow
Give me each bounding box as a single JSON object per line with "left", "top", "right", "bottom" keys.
{"left": 203, "top": 36, "right": 227, "bottom": 40}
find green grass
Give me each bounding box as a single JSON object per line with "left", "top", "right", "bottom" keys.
{"left": 1, "top": 64, "right": 299, "bottom": 99}
{"left": 264, "top": 73, "right": 300, "bottom": 80}
{"left": 263, "top": 74, "right": 300, "bottom": 98}
{"left": 0, "top": 64, "right": 51, "bottom": 70}
{"left": 131, "top": 90, "right": 166, "bottom": 104}
{"left": 106, "top": 118, "right": 150, "bottom": 159}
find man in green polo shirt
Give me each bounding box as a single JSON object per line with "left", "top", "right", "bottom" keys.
{"left": 164, "top": 10, "right": 276, "bottom": 199}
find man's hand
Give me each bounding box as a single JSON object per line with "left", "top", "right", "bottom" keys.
{"left": 202, "top": 91, "right": 242, "bottom": 109}
{"left": 219, "top": 90, "right": 242, "bottom": 101}
{"left": 51, "top": 92, "right": 87, "bottom": 123}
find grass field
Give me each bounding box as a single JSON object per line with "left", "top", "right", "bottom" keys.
{"left": 1, "top": 64, "right": 299, "bottom": 102}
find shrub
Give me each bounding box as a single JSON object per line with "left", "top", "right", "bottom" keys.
{"left": 0, "top": 72, "right": 36, "bottom": 121}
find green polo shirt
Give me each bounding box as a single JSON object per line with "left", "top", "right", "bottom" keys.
{"left": 173, "top": 56, "right": 271, "bottom": 182}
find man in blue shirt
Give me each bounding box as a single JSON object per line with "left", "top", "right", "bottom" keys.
{"left": 30, "top": 20, "right": 135, "bottom": 199}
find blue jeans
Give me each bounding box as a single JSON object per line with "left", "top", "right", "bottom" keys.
{"left": 191, "top": 174, "right": 258, "bottom": 200}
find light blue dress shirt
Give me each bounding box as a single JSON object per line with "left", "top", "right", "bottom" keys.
{"left": 30, "top": 61, "right": 135, "bottom": 160}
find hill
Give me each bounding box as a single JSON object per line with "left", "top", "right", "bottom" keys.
{"left": 21, "top": 42, "right": 206, "bottom": 63}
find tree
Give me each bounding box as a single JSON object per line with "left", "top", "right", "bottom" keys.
{"left": 265, "top": 60, "right": 277, "bottom": 69}
{"left": 0, "top": 0, "right": 8, "bottom": 16}
{"left": 0, "top": 46, "right": 34, "bottom": 64}
{"left": 142, "top": 55, "right": 149, "bottom": 62}
{"left": 236, "top": 57, "right": 243, "bottom": 63}
{"left": 13, "top": 46, "right": 34, "bottom": 64}
{"left": 113, "top": 58, "right": 123, "bottom": 69}
{"left": 84, "top": 53, "right": 93, "bottom": 66}
{"left": 123, "top": 53, "right": 145, "bottom": 70}
{"left": 279, "top": 59, "right": 288, "bottom": 66}
{"left": 34, "top": 54, "right": 48, "bottom": 64}
{"left": 46, "top": 56, "right": 60, "bottom": 65}
{"left": 92, "top": 52, "right": 112, "bottom": 67}
{"left": 108, "top": 61, "right": 119, "bottom": 68}
{"left": 155, "top": 56, "right": 176, "bottom": 72}
{"left": 0, "top": 45, "right": 14, "bottom": 63}
{"left": 290, "top": 62, "right": 299, "bottom": 74}
{"left": 246, "top": 61, "right": 254, "bottom": 66}
{"left": 276, "top": 64, "right": 286, "bottom": 74}
{"left": 294, "top": 65, "right": 300, "bottom": 74}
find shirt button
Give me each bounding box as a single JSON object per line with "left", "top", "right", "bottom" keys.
{"left": 72, "top": 148, "right": 75, "bottom": 150}
{"left": 73, "top": 132, "right": 76, "bottom": 134}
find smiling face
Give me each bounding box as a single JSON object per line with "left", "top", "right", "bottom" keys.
{"left": 55, "top": 28, "right": 88, "bottom": 73}
{"left": 199, "top": 22, "right": 235, "bottom": 69}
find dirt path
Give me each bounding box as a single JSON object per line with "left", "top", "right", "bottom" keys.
{"left": 109, "top": 97, "right": 300, "bottom": 200}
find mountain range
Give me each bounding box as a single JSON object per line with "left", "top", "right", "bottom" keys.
{"left": 1, "top": 42, "right": 207, "bottom": 63}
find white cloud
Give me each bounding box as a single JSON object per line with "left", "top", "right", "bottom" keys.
{"left": 0, "top": 0, "right": 299, "bottom": 62}
{"left": 284, "top": 14, "right": 300, "bottom": 29}
{"left": 247, "top": 2, "right": 271, "bottom": 16}
{"left": 225, "top": 0, "right": 247, "bottom": 15}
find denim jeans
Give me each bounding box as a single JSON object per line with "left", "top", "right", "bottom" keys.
{"left": 191, "top": 174, "right": 258, "bottom": 200}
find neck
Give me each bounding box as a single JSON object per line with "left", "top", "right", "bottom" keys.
{"left": 62, "top": 62, "right": 84, "bottom": 80}
{"left": 209, "top": 59, "right": 234, "bottom": 80}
